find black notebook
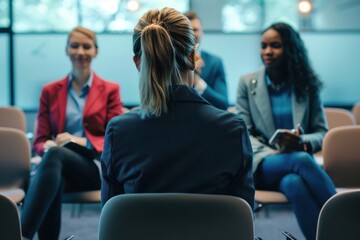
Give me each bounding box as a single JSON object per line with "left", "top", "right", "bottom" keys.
{"left": 60, "top": 141, "right": 99, "bottom": 160}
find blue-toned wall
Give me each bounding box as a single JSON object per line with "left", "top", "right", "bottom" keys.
{"left": 14, "top": 31, "right": 360, "bottom": 109}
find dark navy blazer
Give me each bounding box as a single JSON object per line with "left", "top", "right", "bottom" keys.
{"left": 101, "top": 85, "right": 254, "bottom": 209}
{"left": 199, "top": 50, "right": 229, "bottom": 110}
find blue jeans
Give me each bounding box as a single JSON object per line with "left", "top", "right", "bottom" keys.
{"left": 256, "top": 152, "right": 336, "bottom": 240}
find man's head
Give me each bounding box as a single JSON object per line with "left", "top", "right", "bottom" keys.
{"left": 184, "top": 11, "right": 203, "bottom": 45}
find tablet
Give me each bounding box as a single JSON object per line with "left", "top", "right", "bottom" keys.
{"left": 268, "top": 129, "right": 296, "bottom": 149}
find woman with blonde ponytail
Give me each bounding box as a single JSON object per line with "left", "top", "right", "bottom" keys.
{"left": 101, "top": 8, "right": 254, "bottom": 209}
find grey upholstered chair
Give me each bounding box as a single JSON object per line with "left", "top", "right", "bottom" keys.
{"left": 99, "top": 193, "right": 254, "bottom": 240}
{"left": 316, "top": 190, "right": 360, "bottom": 240}
{"left": 0, "top": 193, "right": 22, "bottom": 240}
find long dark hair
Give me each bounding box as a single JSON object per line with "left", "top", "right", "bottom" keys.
{"left": 264, "top": 22, "right": 323, "bottom": 101}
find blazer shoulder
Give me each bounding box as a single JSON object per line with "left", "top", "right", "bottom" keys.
{"left": 42, "top": 76, "right": 68, "bottom": 92}
{"left": 209, "top": 107, "right": 247, "bottom": 129}
{"left": 230, "top": 112, "right": 248, "bottom": 128}
{"left": 201, "top": 50, "right": 222, "bottom": 64}
{"left": 107, "top": 110, "right": 141, "bottom": 132}
{"left": 93, "top": 73, "right": 120, "bottom": 90}
{"left": 240, "top": 68, "right": 263, "bottom": 82}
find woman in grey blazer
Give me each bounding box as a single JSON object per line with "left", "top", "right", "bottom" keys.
{"left": 236, "top": 22, "right": 336, "bottom": 240}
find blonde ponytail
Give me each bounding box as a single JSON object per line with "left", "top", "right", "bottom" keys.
{"left": 133, "top": 8, "right": 195, "bottom": 117}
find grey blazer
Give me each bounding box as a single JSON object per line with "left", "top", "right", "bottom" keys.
{"left": 236, "top": 67, "right": 328, "bottom": 172}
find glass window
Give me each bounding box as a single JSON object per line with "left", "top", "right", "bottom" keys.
{"left": 222, "top": 0, "right": 263, "bottom": 32}
{"left": 13, "top": 0, "right": 78, "bottom": 32}
{"left": 263, "top": 0, "right": 298, "bottom": 29}
{"left": 0, "top": 0, "right": 9, "bottom": 27}
{"left": 221, "top": 0, "right": 298, "bottom": 32}
{"left": 0, "top": 34, "right": 9, "bottom": 105}
{"left": 13, "top": 0, "right": 190, "bottom": 32}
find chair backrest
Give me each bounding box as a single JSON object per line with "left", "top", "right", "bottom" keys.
{"left": 322, "top": 126, "right": 360, "bottom": 187}
{"left": 352, "top": 102, "right": 360, "bottom": 125}
{"left": 316, "top": 190, "right": 360, "bottom": 240}
{"left": 99, "top": 193, "right": 254, "bottom": 240}
{"left": 324, "top": 107, "right": 356, "bottom": 129}
{"left": 0, "top": 107, "right": 26, "bottom": 132}
{"left": 0, "top": 127, "right": 31, "bottom": 196}
{"left": 0, "top": 194, "right": 22, "bottom": 240}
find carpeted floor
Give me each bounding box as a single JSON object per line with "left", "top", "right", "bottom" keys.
{"left": 48, "top": 203, "right": 306, "bottom": 240}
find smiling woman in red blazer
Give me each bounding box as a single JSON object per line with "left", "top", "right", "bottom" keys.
{"left": 21, "top": 26, "right": 123, "bottom": 240}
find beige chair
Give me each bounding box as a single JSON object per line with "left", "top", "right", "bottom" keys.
{"left": 0, "top": 194, "right": 22, "bottom": 240}
{"left": 0, "top": 107, "right": 26, "bottom": 132}
{"left": 254, "top": 190, "right": 289, "bottom": 215}
{"left": 322, "top": 125, "right": 360, "bottom": 189}
{"left": 99, "top": 193, "right": 254, "bottom": 240}
{"left": 316, "top": 190, "right": 360, "bottom": 240}
{"left": 122, "top": 107, "right": 130, "bottom": 113}
{"left": 0, "top": 127, "right": 31, "bottom": 204}
{"left": 324, "top": 107, "right": 355, "bottom": 129}
{"left": 352, "top": 102, "right": 360, "bottom": 125}
{"left": 314, "top": 107, "right": 356, "bottom": 166}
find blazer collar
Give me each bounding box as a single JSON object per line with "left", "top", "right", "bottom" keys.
{"left": 54, "top": 77, "right": 69, "bottom": 132}
{"left": 84, "top": 73, "right": 104, "bottom": 116}
{"left": 170, "top": 85, "right": 210, "bottom": 105}
{"left": 252, "top": 67, "right": 276, "bottom": 135}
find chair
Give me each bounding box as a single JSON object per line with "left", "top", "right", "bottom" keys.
{"left": 322, "top": 125, "right": 360, "bottom": 188}
{"left": 254, "top": 190, "right": 289, "bottom": 215}
{"left": 0, "top": 107, "right": 26, "bottom": 132}
{"left": 313, "top": 107, "right": 356, "bottom": 166}
{"left": 62, "top": 190, "right": 101, "bottom": 217}
{"left": 324, "top": 107, "right": 355, "bottom": 129}
{"left": 316, "top": 190, "right": 360, "bottom": 240}
{"left": 0, "top": 127, "right": 31, "bottom": 204}
{"left": 0, "top": 194, "right": 22, "bottom": 240}
{"left": 99, "top": 193, "right": 254, "bottom": 240}
{"left": 352, "top": 102, "right": 360, "bottom": 124}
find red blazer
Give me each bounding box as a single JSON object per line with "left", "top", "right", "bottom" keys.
{"left": 34, "top": 73, "right": 123, "bottom": 156}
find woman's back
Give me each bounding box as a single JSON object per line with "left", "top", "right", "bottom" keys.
{"left": 101, "top": 85, "right": 254, "bottom": 208}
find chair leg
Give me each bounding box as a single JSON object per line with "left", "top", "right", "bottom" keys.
{"left": 70, "top": 204, "right": 76, "bottom": 218}
{"left": 70, "top": 204, "right": 84, "bottom": 218}
{"left": 254, "top": 203, "right": 270, "bottom": 218}
{"left": 77, "top": 204, "right": 83, "bottom": 218}
{"left": 254, "top": 202, "right": 263, "bottom": 212}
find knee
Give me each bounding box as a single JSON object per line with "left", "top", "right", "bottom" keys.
{"left": 280, "top": 174, "right": 307, "bottom": 199}
{"left": 39, "top": 147, "right": 63, "bottom": 169}
{"left": 291, "top": 152, "right": 316, "bottom": 169}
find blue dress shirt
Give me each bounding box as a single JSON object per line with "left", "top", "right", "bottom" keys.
{"left": 266, "top": 74, "right": 293, "bottom": 130}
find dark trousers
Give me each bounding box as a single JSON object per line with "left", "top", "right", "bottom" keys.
{"left": 21, "top": 147, "right": 100, "bottom": 240}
